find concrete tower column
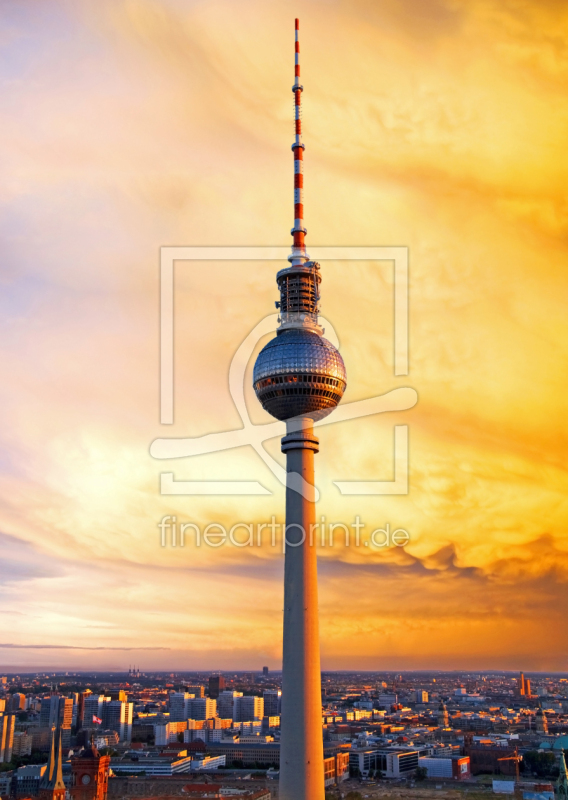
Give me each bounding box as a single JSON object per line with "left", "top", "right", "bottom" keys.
{"left": 279, "top": 417, "right": 325, "bottom": 800}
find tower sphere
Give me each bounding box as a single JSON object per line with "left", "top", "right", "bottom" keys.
{"left": 253, "top": 328, "right": 346, "bottom": 421}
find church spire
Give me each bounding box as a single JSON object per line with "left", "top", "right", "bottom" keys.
{"left": 39, "top": 728, "right": 66, "bottom": 800}
{"left": 39, "top": 729, "right": 56, "bottom": 788}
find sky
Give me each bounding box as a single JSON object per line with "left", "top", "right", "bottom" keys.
{"left": 1, "top": 0, "right": 567, "bottom": 673}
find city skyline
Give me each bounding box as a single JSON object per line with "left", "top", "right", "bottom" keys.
{"left": 1, "top": 0, "right": 567, "bottom": 673}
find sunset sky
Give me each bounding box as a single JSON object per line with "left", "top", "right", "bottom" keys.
{"left": 1, "top": 0, "right": 568, "bottom": 673}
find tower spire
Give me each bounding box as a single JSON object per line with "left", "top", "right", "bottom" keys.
{"left": 291, "top": 18, "right": 307, "bottom": 266}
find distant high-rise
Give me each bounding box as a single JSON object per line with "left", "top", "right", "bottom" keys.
{"left": 262, "top": 666, "right": 269, "bottom": 677}
{"left": 40, "top": 696, "right": 60, "bottom": 729}
{"left": 12, "top": 730, "right": 33, "bottom": 758}
{"left": 234, "top": 696, "right": 264, "bottom": 723}
{"left": 187, "top": 698, "right": 217, "bottom": 721}
{"left": 208, "top": 676, "right": 225, "bottom": 699}
{"left": 169, "top": 692, "right": 193, "bottom": 722}
{"left": 518, "top": 672, "right": 526, "bottom": 696}
{"left": 76, "top": 691, "right": 92, "bottom": 731}
{"left": 252, "top": 19, "right": 346, "bottom": 800}
{"left": 39, "top": 695, "right": 73, "bottom": 747}
{"left": 217, "top": 691, "right": 242, "bottom": 721}
{"left": 10, "top": 693, "right": 26, "bottom": 712}
{"left": 108, "top": 690, "right": 127, "bottom": 702}
{"left": 103, "top": 700, "right": 133, "bottom": 742}
{"left": 0, "top": 714, "right": 15, "bottom": 763}
{"left": 186, "top": 684, "right": 205, "bottom": 699}
{"left": 82, "top": 696, "right": 106, "bottom": 729}
{"left": 263, "top": 690, "right": 282, "bottom": 718}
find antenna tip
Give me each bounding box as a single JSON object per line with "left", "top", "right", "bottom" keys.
{"left": 295, "top": 18, "right": 299, "bottom": 30}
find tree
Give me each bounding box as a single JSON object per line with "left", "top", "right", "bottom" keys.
{"left": 99, "top": 748, "right": 119, "bottom": 757}
{"left": 523, "top": 751, "right": 557, "bottom": 778}
{"left": 415, "top": 766, "right": 428, "bottom": 781}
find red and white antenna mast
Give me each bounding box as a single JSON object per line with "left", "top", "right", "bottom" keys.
{"left": 291, "top": 18, "right": 307, "bottom": 267}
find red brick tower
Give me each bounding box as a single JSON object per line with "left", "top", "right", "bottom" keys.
{"left": 71, "top": 741, "right": 110, "bottom": 800}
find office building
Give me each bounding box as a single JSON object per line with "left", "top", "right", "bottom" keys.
{"left": 217, "top": 691, "right": 242, "bottom": 720}
{"left": 104, "top": 701, "right": 133, "bottom": 742}
{"left": 155, "top": 721, "right": 187, "bottom": 746}
{"left": 12, "top": 731, "right": 33, "bottom": 757}
{"left": 419, "top": 755, "right": 471, "bottom": 780}
{"left": 323, "top": 752, "right": 350, "bottom": 787}
{"left": 13, "top": 764, "right": 48, "bottom": 798}
{"left": 82, "top": 696, "right": 107, "bottom": 730}
{"left": 40, "top": 697, "right": 61, "bottom": 729}
{"left": 349, "top": 749, "right": 381, "bottom": 779}
{"left": 234, "top": 696, "right": 264, "bottom": 722}
{"left": 263, "top": 690, "right": 281, "bottom": 717}
{"left": 376, "top": 748, "right": 420, "bottom": 778}
{"left": 58, "top": 698, "right": 73, "bottom": 728}
{"left": 11, "top": 693, "right": 26, "bottom": 712}
{"left": 208, "top": 676, "right": 225, "bottom": 700}
{"left": 187, "top": 698, "right": 216, "bottom": 721}
{"left": 169, "top": 692, "right": 193, "bottom": 722}
{"left": 0, "top": 714, "right": 15, "bottom": 763}
{"left": 76, "top": 691, "right": 91, "bottom": 730}
{"left": 378, "top": 693, "right": 398, "bottom": 707}
{"left": 186, "top": 685, "right": 205, "bottom": 699}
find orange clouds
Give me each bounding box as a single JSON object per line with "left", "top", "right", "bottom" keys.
{"left": 0, "top": 0, "right": 567, "bottom": 670}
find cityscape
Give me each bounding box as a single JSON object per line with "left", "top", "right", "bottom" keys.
{"left": 1, "top": 669, "right": 568, "bottom": 800}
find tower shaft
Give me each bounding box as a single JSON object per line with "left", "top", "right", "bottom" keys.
{"left": 253, "top": 19, "right": 345, "bottom": 800}
{"left": 279, "top": 419, "right": 325, "bottom": 800}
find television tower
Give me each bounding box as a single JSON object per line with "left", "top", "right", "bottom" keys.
{"left": 253, "top": 19, "right": 347, "bottom": 800}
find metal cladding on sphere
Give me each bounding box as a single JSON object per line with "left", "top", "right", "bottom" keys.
{"left": 253, "top": 329, "right": 346, "bottom": 421}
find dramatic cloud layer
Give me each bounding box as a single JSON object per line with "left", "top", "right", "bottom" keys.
{"left": 1, "top": 0, "right": 567, "bottom": 671}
